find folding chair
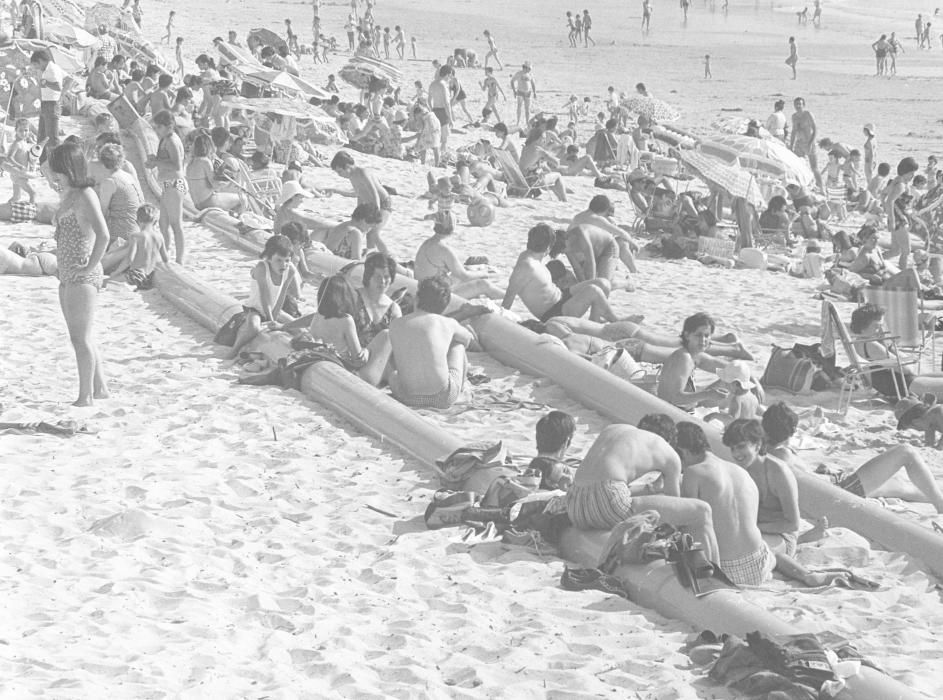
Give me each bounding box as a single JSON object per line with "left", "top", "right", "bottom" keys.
{"left": 230, "top": 159, "right": 282, "bottom": 218}
{"left": 696, "top": 235, "right": 737, "bottom": 264}
{"left": 825, "top": 185, "right": 849, "bottom": 222}
{"left": 821, "top": 299, "right": 912, "bottom": 414}
{"left": 861, "top": 268, "right": 937, "bottom": 372}
{"left": 492, "top": 148, "right": 552, "bottom": 199}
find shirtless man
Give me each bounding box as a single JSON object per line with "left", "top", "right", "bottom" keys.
{"left": 388, "top": 276, "right": 471, "bottom": 410}
{"left": 571, "top": 195, "right": 640, "bottom": 278}
{"left": 330, "top": 150, "right": 393, "bottom": 255}
{"left": 789, "top": 97, "right": 822, "bottom": 189}
{"left": 503, "top": 223, "right": 626, "bottom": 323}
{"left": 414, "top": 216, "right": 504, "bottom": 299}
{"left": 482, "top": 29, "right": 503, "bottom": 69}
{"left": 884, "top": 156, "right": 919, "bottom": 269}
{"left": 679, "top": 421, "right": 847, "bottom": 586}
{"left": 510, "top": 62, "right": 536, "bottom": 127}
{"left": 568, "top": 420, "right": 719, "bottom": 562}
{"left": 428, "top": 66, "right": 453, "bottom": 154}
{"left": 642, "top": 0, "right": 652, "bottom": 33}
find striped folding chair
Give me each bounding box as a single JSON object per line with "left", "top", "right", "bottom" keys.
{"left": 861, "top": 269, "right": 937, "bottom": 372}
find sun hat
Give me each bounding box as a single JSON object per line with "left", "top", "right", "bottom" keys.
{"left": 278, "top": 180, "right": 313, "bottom": 205}
{"left": 717, "top": 360, "right": 756, "bottom": 389}
{"left": 863, "top": 123, "right": 876, "bottom": 135}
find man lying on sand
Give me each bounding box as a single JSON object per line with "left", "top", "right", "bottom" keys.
{"left": 503, "top": 224, "right": 630, "bottom": 323}
{"left": 567, "top": 418, "right": 720, "bottom": 562}
{"left": 676, "top": 420, "right": 850, "bottom": 587}
{"left": 388, "top": 276, "right": 480, "bottom": 410}
{"left": 765, "top": 402, "right": 943, "bottom": 514}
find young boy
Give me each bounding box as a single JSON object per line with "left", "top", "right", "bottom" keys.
{"left": 394, "top": 26, "right": 405, "bottom": 59}
{"left": 325, "top": 74, "right": 339, "bottom": 93}
{"left": 175, "top": 36, "right": 185, "bottom": 78}
{"left": 703, "top": 54, "right": 712, "bottom": 79}
{"left": 6, "top": 118, "right": 37, "bottom": 204}
{"left": 105, "top": 204, "right": 169, "bottom": 290}
{"left": 480, "top": 66, "right": 505, "bottom": 123}
{"left": 162, "top": 10, "right": 175, "bottom": 44}
{"left": 410, "top": 36, "right": 417, "bottom": 59}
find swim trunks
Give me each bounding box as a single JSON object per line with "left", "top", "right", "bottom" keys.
{"left": 539, "top": 288, "right": 571, "bottom": 323}
{"left": 126, "top": 268, "right": 155, "bottom": 290}
{"left": 719, "top": 543, "right": 776, "bottom": 586}
{"left": 394, "top": 367, "right": 464, "bottom": 410}
{"left": 566, "top": 480, "right": 633, "bottom": 530}
{"left": 432, "top": 107, "right": 449, "bottom": 126}
{"left": 835, "top": 471, "right": 866, "bottom": 498}
{"left": 162, "top": 177, "right": 189, "bottom": 195}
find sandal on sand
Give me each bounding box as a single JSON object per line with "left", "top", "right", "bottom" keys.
{"left": 560, "top": 567, "right": 630, "bottom": 599}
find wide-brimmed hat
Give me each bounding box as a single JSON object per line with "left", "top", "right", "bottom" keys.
{"left": 278, "top": 180, "right": 313, "bottom": 205}
{"left": 717, "top": 360, "right": 756, "bottom": 389}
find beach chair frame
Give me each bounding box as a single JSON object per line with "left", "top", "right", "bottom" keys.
{"left": 491, "top": 148, "right": 553, "bottom": 199}
{"left": 860, "top": 269, "right": 937, "bottom": 372}
{"left": 821, "top": 299, "right": 912, "bottom": 414}
{"left": 230, "top": 158, "right": 282, "bottom": 218}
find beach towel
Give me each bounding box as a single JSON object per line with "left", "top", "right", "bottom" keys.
{"left": 434, "top": 441, "right": 511, "bottom": 490}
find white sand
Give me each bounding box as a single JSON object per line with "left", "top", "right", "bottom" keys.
{"left": 2, "top": 0, "right": 943, "bottom": 695}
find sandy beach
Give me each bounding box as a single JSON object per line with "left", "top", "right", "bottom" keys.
{"left": 2, "top": 0, "right": 943, "bottom": 696}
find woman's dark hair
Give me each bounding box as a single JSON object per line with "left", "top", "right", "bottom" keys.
{"left": 49, "top": 142, "right": 95, "bottom": 189}
{"left": 850, "top": 303, "right": 884, "bottom": 335}
{"left": 174, "top": 87, "right": 193, "bottom": 104}
{"left": 352, "top": 202, "right": 382, "bottom": 224}
{"left": 722, "top": 418, "right": 765, "bottom": 450}
{"left": 762, "top": 401, "right": 799, "bottom": 446}
{"left": 94, "top": 55, "right": 108, "bottom": 67}
{"left": 535, "top": 411, "right": 576, "bottom": 453}
{"left": 260, "top": 234, "right": 293, "bottom": 260}
{"left": 191, "top": 133, "right": 213, "bottom": 158}
{"left": 152, "top": 109, "right": 175, "bottom": 128}
{"left": 317, "top": 275, "right": 357, "bottom": 318}
{"left": 766, "top": 195, "right": 788, "bottom": 213}
{"left": 363, "top": 251, "right": 396, "bottom": 287}
{"left": 280, "top": 221, "right": 309, "bottom": 247}
{"left": 250, "top": 151, "right": 270, "bottom": 170}
{"left": 680, "top": 312, "right": 715, "bottom": 347}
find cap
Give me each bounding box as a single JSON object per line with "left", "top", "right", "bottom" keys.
{"left": 278, "top": 180, "right": 313, "bottom": 205}
{"left": 717, "top": 360, "right": 756, "bottom": 389}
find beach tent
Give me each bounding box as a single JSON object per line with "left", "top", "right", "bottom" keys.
{"left": 621, "top": 93, "right": 681, "bottom": 122}
{"left": 699, "top": 133, "right": 815, "bottom": 188}
{"left": 241, "top": 70, "right": 331, "bottom": 100}
{"left": 247, "top": 28, "right": 287, "bottom": 53}
{"left": 339, "top": 55, "right": 403, "bottom": 89}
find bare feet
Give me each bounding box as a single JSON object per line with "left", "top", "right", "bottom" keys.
{"left": 732, "top": 342, "right": 755, "bottom": 361}
{"left": 798, "top": 515, "right": 829, "bottom": 544}
{"left": 93, "top": 387, "right": 110, "bottom": 400}
{"left": 73, "top": 396, "right": 93, "bottom": 407}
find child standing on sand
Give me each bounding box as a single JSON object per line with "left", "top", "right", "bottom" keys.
{"left": 863, "top": 123, "right": 876, "bottom": 182}
{"left": 481, "top": 67, "right": 505, "bottom": 123}
{"left": 175, "top": 37, "right": 184, "bottom": 78}
{"left": 104, "top": 204, "right": 168, "bottom": 290}
{"left": 703, "top": 54, "right": 712, "bottom": 78}
{"left": 786, "top": 36, "right": 798, "bottom": 79}
{"left": 162, "top": 10, "right": 175, "bottom": 44}
{"left": 706, "top": 361, "right": 763, "bottom": 426}
{"left": 483, "top": 30, "right": 503, "bottom": 69}
{"left": 410, "top": 36, "right": 417, "bottom": 59}
{"left": 6, "top": 118, "right": 37, "bottom": 204}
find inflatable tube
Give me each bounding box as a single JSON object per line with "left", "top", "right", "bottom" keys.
{"left": 123, "top": 116, "right": 943, "bottom": 580}
{"left": 149, "top": 260, "right": 922, "bottom": 700}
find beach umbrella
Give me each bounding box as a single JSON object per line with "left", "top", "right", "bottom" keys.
{"left": 243, "top": 70, "right": 330, "bottom": 100}
{"left": 621, "top": 94, "right": 681, "bottom": 122}
{"left": 247, "top": 28, "right": 287, "bottom": 52}
{"left": 39, "top": 0, "right": 88, "bottom": 30}
{"left": 699, "top": 133, "right": 815, "bottom": 187}
{"left": 710, "top": 115, "right": 772, "bottom": 139}
{"left": 84, "top": 2, "right": 122, "bottom": 30}
{"left": 43, "top": 18, "right": 99, "bottom": 48}
{"left": 339, "top": 54, "right": 403, "bottom": 90}
{"left": 219, "top": 95, "right": 334, "bottom": 121}
{"left": 678, "top": 149, "right": 765, "bottom": 209}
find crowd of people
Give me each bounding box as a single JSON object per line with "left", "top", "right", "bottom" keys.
{"left": 3, "top": 0, "right": 943, "bottom": 608}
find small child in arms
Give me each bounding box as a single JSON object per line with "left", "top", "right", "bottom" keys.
{"left": 706, "top": 360, "right": 764, "bottom": 425}
{"left": 104, "top": 204, "right": 168, "bottom": 290}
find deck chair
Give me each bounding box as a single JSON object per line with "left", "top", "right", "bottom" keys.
{"left": 821, "top": 299, "right": 912, "bottom": 414}
{"left": 230, "top": 159, "right": 282, "bottom": 218}
{"left": 492, "top": 148, "right": 553, "bottom": 199}
{"left": 824, "top": 185, "right": 849, "bottom": 222}
{"left": 861, "top": 268, "right": 937, "bottom": 372}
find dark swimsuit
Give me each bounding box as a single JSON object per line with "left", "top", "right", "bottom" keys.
{"left": 860, "top": 343, "right": 912, "bottom": 399}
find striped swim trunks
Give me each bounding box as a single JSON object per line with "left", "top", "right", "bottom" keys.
{"left": 566, "top": 480, "right": 634, "bottom": 530}
{"left": 394, "top": 368, "right": 464, "bottom": 410}
{"left": 719, "top": 543, "right": 776, "bottom": 586}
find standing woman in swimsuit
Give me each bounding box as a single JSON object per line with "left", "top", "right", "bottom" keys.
{"left": 49, "top": 142, "right": 110, "bottom": 406}
{"left": 657, "top": 312, "right": 731, "bottom": 410}
{"left": 148, "top": 110, "right": 187, "bottom": 264}
{"left": 448, "top": 71, "right": 475, "bottom": 124}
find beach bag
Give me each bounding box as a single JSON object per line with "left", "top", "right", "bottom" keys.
{"left": 214, "top": 310, "right": 249, "bottom": 347}
{"left": 761, "top": 345, "right": 816, "bottom": 394}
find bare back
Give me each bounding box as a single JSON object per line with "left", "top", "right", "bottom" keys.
{"left": 574, "top": 424, "right": 679, "bottom": 485}
{"left": 389, "top": 311, "right": 468, "bottom": 394}
{"left": 682, "top": 455, "right": 763, "bottom": 560}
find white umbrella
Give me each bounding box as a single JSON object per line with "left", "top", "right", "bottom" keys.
{"left": 244, "top": 70, "right": 331, "bottom": 100}
{"left": 621, "top": 94, "right": 681, "bottom": 122}
{"left": 699, "top": 133, "right": 815, "bottom": 188}
{"left": 679, "top": 150, "right": 766, "bottom": 209}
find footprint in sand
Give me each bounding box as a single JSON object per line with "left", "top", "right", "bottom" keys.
{"left": 87, "top": 510, "right": 169, "bottom": 541}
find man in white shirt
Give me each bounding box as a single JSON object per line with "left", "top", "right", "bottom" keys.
{"left": 30, "top": 50, "right": 66, "bottom": 158}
